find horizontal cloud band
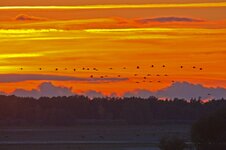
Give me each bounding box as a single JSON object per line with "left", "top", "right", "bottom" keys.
{"left": 0, "top": 74, "right": 127, "bottom": 83}
{"left": 1, "top": 2, "right": 226, "bottom": 10}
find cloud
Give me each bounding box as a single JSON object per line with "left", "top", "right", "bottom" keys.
{"left": 136, "top": 17, "right": 204, "bottom": 24}
{"left": 81, "top": 90, "right": 105, "bottom": 98}
{"left": 124, "top": 89, "right": 155, "bottom": 99}
{"left": 12, "top": 82, "right": 73, "bottom": 98}
{"left": 1, "top": 81, "right": 226, "bottom": 100}
{"left": 14, "top": 14, "right": 47, "bottom": 21}
{"left": 0, "top": 74, "right": 127, "bottom": 83}
{"left": 156, "top": 82, "right": 226, "bottom": 100}
{"left": 123, "top": 82, "right": 226, "bottom": 100}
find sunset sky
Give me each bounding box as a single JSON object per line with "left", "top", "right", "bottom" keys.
{"left": 0, "top": 0, "right": 226, "bottom": 97}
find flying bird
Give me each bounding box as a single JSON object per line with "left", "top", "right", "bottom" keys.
{"left": 55, "top": 68, "right": 58, "bottom": 71}
{"left": 162, "top": 65, "right": 166, "bottom": 68}
{"left": 199, "top": 68, "right": 203, "bottom": 70}
{"left": 90, "top": 75, "right": 93, "bottom": 78}
{"left": 180, "top": 66, "right": 183, "bottom": 69}
{"left": 137, "top": 66, "right": 140, "bottom": 69}
{"left": 193, "top": 66, "right": 196, "bottom": 69}
{"left": 151, "top": 65, "right": 154, "bottom": 68}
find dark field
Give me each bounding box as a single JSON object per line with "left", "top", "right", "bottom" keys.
{"left": 0, "top": 124, "right": 191, "bottom": 150}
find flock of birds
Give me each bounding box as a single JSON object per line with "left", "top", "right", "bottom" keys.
{"left": 19, "top": 65, "right": 204, "bottom": 84}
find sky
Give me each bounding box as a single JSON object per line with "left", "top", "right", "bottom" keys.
{"left": 0, "top": 0, "right": 226, "bottom": 98}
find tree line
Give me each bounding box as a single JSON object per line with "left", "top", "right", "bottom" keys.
{"left": 0, "top": 95, "right": 225, "bottom": 126}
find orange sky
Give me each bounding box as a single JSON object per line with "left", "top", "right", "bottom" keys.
{"left": 0, "top": 1, "right": 225, "bottom": 96}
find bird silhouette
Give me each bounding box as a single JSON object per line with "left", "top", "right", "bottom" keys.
{"left": 134, "top": 74, "right": 138, "bottom": 76}
{"left": 151, "top": 65, "right": 154, "bottom": 68}
{"left": 180, "top": 66, "right": 183, "bottom": 69}
{"left": 20, "top": 68, "right": 23, "bottom": 70}
{"left": 109, "top": 68, "right": 113, "bottom": 70}
{"left": 39, "top": 68, "right": 42, "bottom": 70}
{"left": 100, "top": 76, "right": 104, "bottom": 78}
{"left": 137, "top": 66, "right": 140, "bottom": 69}
{"left": 199, "top": 68, "right": 203, "bottom": 70}
{"left": 73, "top": 69, "right": 76, "bottom": 71}
{"left": 164, "top": 74, "right": 168, "bottom": 76}
{"left": 55, "top": 68, "right": 58, "bottom": 71}
{"left": 123, "top": 67, "right": 126, "bottom": 69}
{"left": 136, "top": 82, "right": 140, "bottom": 84}
{"left": 193, "top": 66, "right": 196, "bottom": 69}
{"left": 144, "top": 77, "right": 147, "bottom": 79}
{"left": 147, "top": 74, "right": 151, "bottom": 76}
{"left": 118, "top": 75, "right": 121, "bottom": 77}
{"left": 156, "top": 74, "right": 160, "bottom": 76}
{"left": 90, "top": 75, "right": 93, "bottom": 78}
{"left": 162, "top": 65, "right": 166, "bottom": 68}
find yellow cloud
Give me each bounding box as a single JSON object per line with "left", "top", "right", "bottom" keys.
{"left": 0, "top": 2, "right": 226, "bottom": 10}
{"left": 0, "top": 53, "right": 43, "bottom": 59}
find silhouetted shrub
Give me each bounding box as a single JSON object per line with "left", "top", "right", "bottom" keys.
{"left": 159, "top": 136, "right": 186, "bottom": 150}
{"left": 191, "top": 107, "right": 226, "bottom": 150}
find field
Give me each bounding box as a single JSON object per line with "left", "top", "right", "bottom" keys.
{"left": 0, "top": 123, "right": 192, "bottom": 150}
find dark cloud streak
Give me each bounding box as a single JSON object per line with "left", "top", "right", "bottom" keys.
{"left": 136, "top": 16, "right": 204, "bottom": 23}
{"left": 0, "top": 74, "right": 128, "bottom": 83}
